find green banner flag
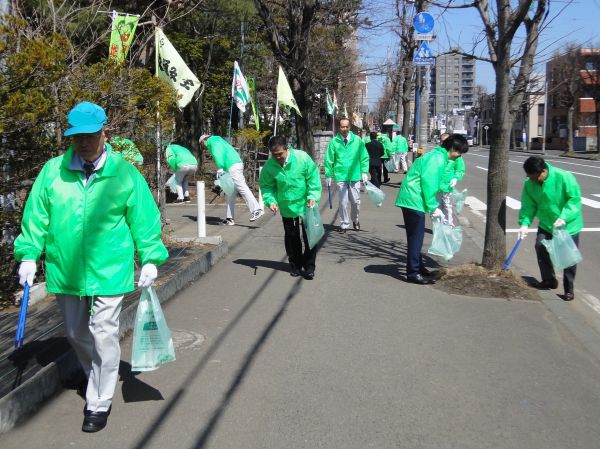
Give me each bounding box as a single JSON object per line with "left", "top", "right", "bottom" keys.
{"left": 277, "top": 66, "right": 301, "bottom": 116}
{"left": 326, "top": 88, "right": 337, "bottom": 116}
{"left": 247, "top": 77, "right": 260, "bottom": 131}
{"left": 155, "top": 27, "right": 201, "bottom": 109}
{"left": 108, "top": 13, "right": 139, "bottom": 62}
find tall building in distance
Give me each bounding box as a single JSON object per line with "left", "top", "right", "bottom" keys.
{"left": 430, "top": 53, "right": 476, "bottom": 117}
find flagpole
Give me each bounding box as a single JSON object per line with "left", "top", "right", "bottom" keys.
{"left": 274, "top": 101, "right": 279, "bottom": 137}
{"left": 227, "top": 64, "right": 235, "bottom": 141}
{"left": 154, "top": 28, "right": 164, "bottom": 214}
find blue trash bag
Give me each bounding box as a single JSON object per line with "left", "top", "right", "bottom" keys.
{"left": 450, "top": 188, "right": 468, "bottom": 214}
{"left": 303, "top": 205, "right": 325, "bottom": 249}
{"left": 166, "top": 174, "right": 177, "bottom": 194}
{"left": 384, "top": 158, "right": 396, "bottom": 173}
{"left": 541, "top": 228, "right": 583, "bottom": 271}
{"left": 217, "top": 172, "right": 235, "bottom": 197}
{"left": 427, "top": 218, "right": 463, "bottom": 261}
{"left": 131, "top": 287, "right": 176, "bottom": 372}
{"left": 364, "top": 181, "right": 386, "bottom": 207}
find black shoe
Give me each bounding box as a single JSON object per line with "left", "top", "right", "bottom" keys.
{"left": 82, "top": 407, "right": 111, "bottom": 433}
{"left": 303, "top": 270, "right": 315, "bottom": 280}
{"left": 383, "top": 178, "right": 390, "bottom": 183}
{"left": 353, "top": 221, "right": 360, "bottom": 231}
{"left": 564, "top": 292, "right": 575, "bottom": 301}
{"left": 337, "top": 227, "right": 347, "bottom": 234}
{"left": 184, "top": 196, "right": 191, "bottom": 203}
{"left": 290, "top": 264, "right": 302, "bottom": 277}
{"left": 174, "top": 198, "right": 185, "bottom": 204}
{"left": 406, "top": 274, "right": 435, "bottom": 285}
{"left": 536, "top": 279, "right": 559, "bottom": 289}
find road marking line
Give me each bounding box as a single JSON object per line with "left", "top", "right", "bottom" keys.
{"left": 506, "top": 196, "right": 521, "bottom": 210}
{"left": 593, "top": 194, "right": 600, "bottom": 198}
{"left": 466, "top": 196, "right": 487, "bottom": 210}
{"left": 476, "top": 166, "right": 488, "bottom": 171}
{"left": 581, "top": 293, "right": 600, "bottom": 315}
{"left": 581, "top": 197, "right": 600, "bottom": 208}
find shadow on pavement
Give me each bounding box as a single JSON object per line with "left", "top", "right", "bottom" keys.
{"left": 120, "top": 361, "right": 164, "bottom": 403}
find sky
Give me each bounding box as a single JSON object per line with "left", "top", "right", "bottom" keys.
{"left": 359, "top": 0, "right": 600, "bottom": 108}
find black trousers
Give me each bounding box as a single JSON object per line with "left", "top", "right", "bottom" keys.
{"left": 369, "top": 164, "right": 382, "bottom": 188}
{"left": 401, "top": 207, "right": 426, "bottom": 277}
{"left": 282, "top": 217, "right": 317, "bottom": 272}
{"left": 535, "top": 227, "right": 579, "bottom": 294}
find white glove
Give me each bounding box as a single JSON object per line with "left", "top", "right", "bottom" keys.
{"left": 18, "top": 260, "right": 36, "bottom": 287}
{"left": 518, "top": 225, "right": 529, "bottom": 240}
{"left": 138, "top": 264, "right": 157, "bottom": 288}
{"left": 361, "top": 174, "right": 369, "bottom": 183}
{"left": 553, "top": 218, "right": 566, "bottom": 228}
{"left": 449, "top": 178, "right": 457, "bottom": 188}
{"left": 431, "top": 208, "right": 445, "bottom": 220}
{"left": 325, "top": 178, "right": 332, "bottom": 187}
{"left": 216, "top": 169, "right": 224, "bottom": 178}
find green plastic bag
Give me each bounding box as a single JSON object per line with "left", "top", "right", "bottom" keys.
{"left": 303, "top": 206, "right": 325, "bottom": 249}
{"left": 217, "top": 172, "right": 235, "bottom": 197}
{"left": 428, "top": 218, "right": 463, "bottom": 261}
{"left": 166, "top": 174, "right": 177, "bottom": 194}
{"left": 541, "top": 228, "right": 583, "bottom": 271}
{"left": 451, "top": 188, "right": 468, "bottom": 214}
{"left": 384, "top": 158, "right": 396, "bottom": 173}
{"left": 364, "top": 181, "right": 386, "bottom": 207}
{"left": 131, "top": 287, "right": 176, "bottom": 372}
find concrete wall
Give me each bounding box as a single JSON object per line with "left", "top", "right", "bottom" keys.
{"left": 313, "top": 131, "right": 333, "bottom": 166}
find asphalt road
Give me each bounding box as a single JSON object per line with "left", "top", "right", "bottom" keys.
{"left": 3, "top": 171, "right": 600, "bottom": 449}
{"left": 459, "top": 148, "right": 600, "bottom": 327}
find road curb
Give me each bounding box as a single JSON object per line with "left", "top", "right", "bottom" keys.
{"left": 0, "top": 242, "right": 228, "bottom": 434}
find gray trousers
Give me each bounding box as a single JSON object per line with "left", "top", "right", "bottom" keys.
{"left": 336, "top": 181, "right": 361, "bottom": 229}
{"left": 57, "top": 294, "right": 123, "bottom": 412}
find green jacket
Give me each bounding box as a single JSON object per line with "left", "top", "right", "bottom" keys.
{"left": 111, "top": 136, "right": 143, "bottom": 165}
{"left": 439, "top": 156, "right": 466, "bottom": 193}
{"left": 14, "top": 146, "right": 168, "bottom": 296}
{"left": 324, "top": 131, "right": 369, "bottom": 182}
{"left": 165, "top": 144, "right": 197, "bottom": 172}
{"left": 378, "top": 134, "right": 394, "bottom": 155}
{"left": 259, "top": 148, "right": 322, "bottom": 218}
{"left": 395, "top": 146, "right": 448, "bottom": 213}
{"left": 205, "top": 136, "right": 242, "bottom": 171}
{"left": 519, "top": 163, "right": 583, "bottom": 235}
{"left": 393, "top": 134, "right": 409, "bottom": 153}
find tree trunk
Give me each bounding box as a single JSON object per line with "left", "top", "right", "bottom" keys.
{"left": 482, "top": 58, "right": 511, "bottom": 270}
{"left": 293, "top": 79, "right": 315, "bottom": 157}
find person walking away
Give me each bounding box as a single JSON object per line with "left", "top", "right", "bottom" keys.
{"left": 365, "top": 131, "right": 384, "bottom": 188}
{"left": 14, "top": 101, "right": 168, "bottom": 432}
{"left": 324, "top": 118, "right": 370, "bottom": 233}
{"left": 378, "top": 132, "right": 395, "bottom": 173}
{"left": 518, "top": 156, "right": 583, "bottom": 301}
{"left": 199, "top": 134, "right": 264, "bottom": 225}
{"left": 259, "top": 136, "right": 322, "bottom": 279}
{"left": 393, "top": 132, "right": 409, "bottom": 174}
{"left": 165, "top": 143, "right": 197, "bottom": 203}
{"left": 395, "top": 134, "right": 469, "bottom": 284}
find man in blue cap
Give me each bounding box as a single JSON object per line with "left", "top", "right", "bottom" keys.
{"left": 14, "top": 101, "right": 168, "bottom": 432}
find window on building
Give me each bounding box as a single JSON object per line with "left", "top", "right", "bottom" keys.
{"left": 538, "top": 104, "right": 544, "bottom": 116}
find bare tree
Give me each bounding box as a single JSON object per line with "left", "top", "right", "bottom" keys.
{"left": 431, "top": 0, "right": 549, "bottom": 269}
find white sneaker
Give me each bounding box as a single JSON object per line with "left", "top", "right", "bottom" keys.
{"left": 221, "top": 218, "right": 235, "bottom": 226}
{"left": 249, "top": 209, "right": 265, "bottom": 222}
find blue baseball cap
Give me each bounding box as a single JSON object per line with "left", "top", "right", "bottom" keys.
{"left": 64, "top": 101, "right": 107, "bottom": 136}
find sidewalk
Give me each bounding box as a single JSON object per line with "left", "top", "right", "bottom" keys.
{"left": 0, "top": 193, "right": 260, "bottom": 433}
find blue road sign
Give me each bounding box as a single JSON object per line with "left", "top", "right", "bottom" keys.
{"left": 413, "top": 12, "right": 435, "bottom": 34}
{"left": 413, "top": 41, "right": 435, "bottom": 65}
